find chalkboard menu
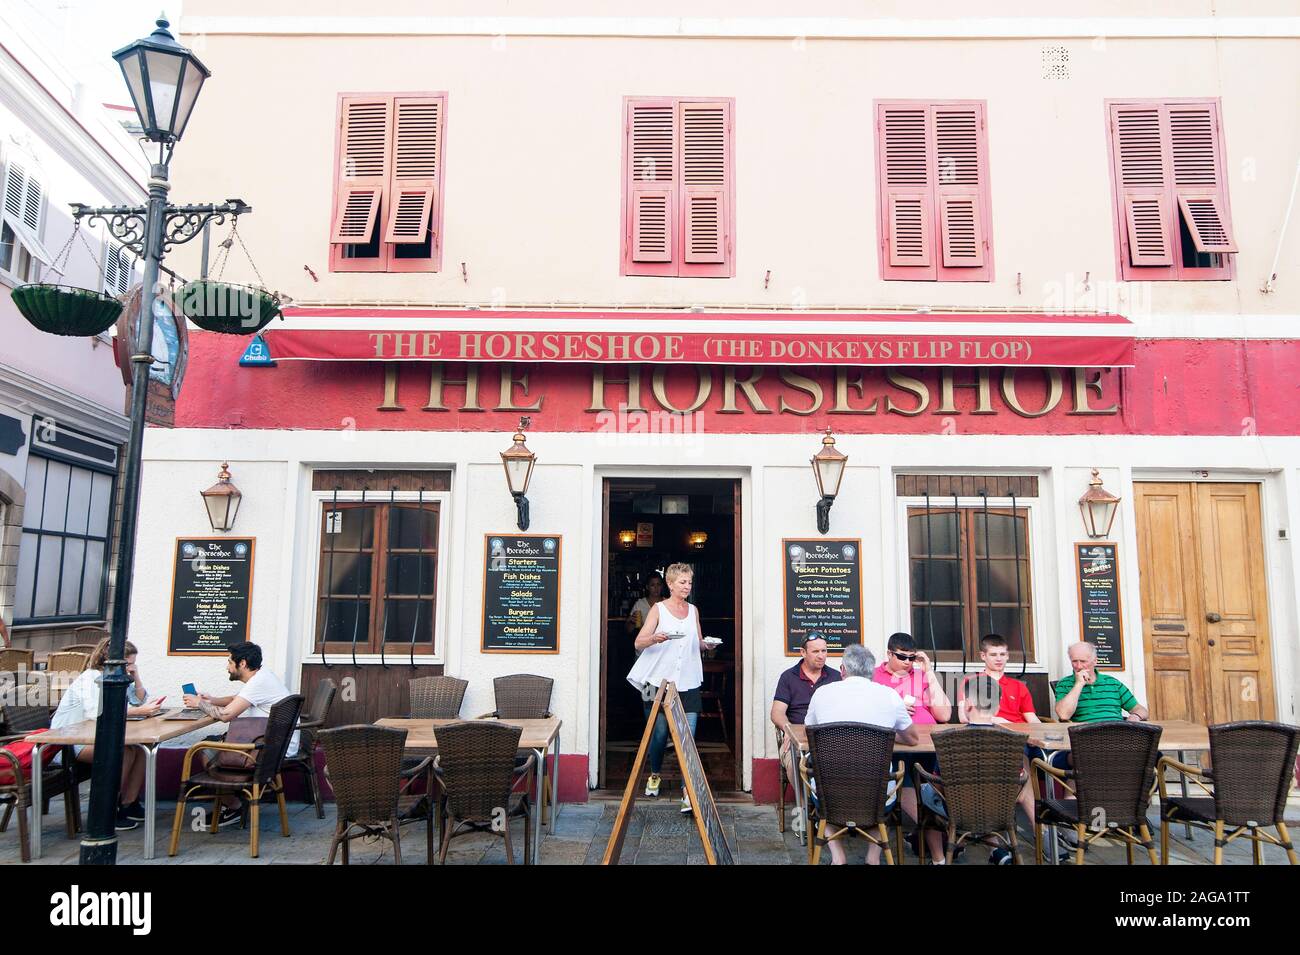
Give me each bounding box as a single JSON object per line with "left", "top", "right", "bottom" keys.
{"left": 1075, "top": 542, "right": 1124, "bottom": 669}
{"left": 167, "top": 537, "right": 255, "bottom": 655}
{"left": 481, "top": 534, "right": 562, "bottom": 653}
{"left": 603, "top": 682, "right": 734, "bottom": 865}
{"left": 782, "top": 538, "right": 863, "bottom": 654}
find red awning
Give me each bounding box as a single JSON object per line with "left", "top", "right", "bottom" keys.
{"left": 263, "top": 307, "right": 1135, "bottom": 367}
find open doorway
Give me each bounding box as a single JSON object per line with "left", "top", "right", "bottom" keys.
{"left": 599, "top": 477, "right": 742, "bottom": 793}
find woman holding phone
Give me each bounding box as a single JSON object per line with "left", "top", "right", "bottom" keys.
{"left": 51, "top": 638, "right": 162, "bottom": 830}
{"left": 626, "top": 562, "right": 708, "bottom": 812}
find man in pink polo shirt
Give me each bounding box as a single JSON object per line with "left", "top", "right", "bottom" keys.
{"left": 874, "top": 632, "right": 952, "bottom": 859}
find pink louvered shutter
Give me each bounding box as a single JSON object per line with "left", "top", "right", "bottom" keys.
{"left": 331, "top": 96, "right": 391, "bottom": 244}
{"left": 1169, "top": 103, "right": 1237, "bottom": 253}
{"left": 626, "top": 100, "right": 676, "bottom": 267}
{"left": 383, "top": 96, "right": 443, "bottom": 244}
{"left": 1110, "top": 104, "right": 1174, "bottom": 268}
{"left": 680, "top": 100, "right": 729, "bottom": 267}
{"left": 934, "top": 103, "right": 991, "bottom": 279}
{"left": 878, "top": 104, "right": 935, "bottom": 279}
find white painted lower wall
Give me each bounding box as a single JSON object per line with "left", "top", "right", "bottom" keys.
{"left": 128, "top": 427, "right": 1300, "bottom": 792}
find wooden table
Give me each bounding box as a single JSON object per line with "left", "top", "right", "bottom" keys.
{"left": 26, "top": 713, "right": 215, "bottom": 860}
{"left": 784, "top": 719, "right": 1210, "bottom": 854}
{"left": 376, "top": 716, "right": 562, "bottom": 862}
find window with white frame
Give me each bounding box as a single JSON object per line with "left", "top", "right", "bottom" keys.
{"left": 0, "top": 155, "right": 51, "bottom": 284}
{"left": 102, "top": 242, "right": 134, "bottom": 297}
{"left": 899, "top": 475, "right": 1038, "bottom": 664}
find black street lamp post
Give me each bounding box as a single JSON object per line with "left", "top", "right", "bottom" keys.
{"left": 71, "top": 17, "right": 251, "bottom": 865}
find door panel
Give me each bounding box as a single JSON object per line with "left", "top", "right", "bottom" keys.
{"left": 1134, "top": 484, "right": 1206, "bottom": 723}
{"left": 1196, "top": 484, "right": 1275, "bottom": 722}
{"left": 1135, "top": 482, "right": 1274, "bottom": 724}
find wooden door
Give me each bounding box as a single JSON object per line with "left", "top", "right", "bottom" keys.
{"left": 1134, "top": 483, "right": 1275, "bottom": 723}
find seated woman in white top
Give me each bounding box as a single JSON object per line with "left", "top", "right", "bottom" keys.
{"left": 51, "top": 638, "right": 163, "bottom": 831}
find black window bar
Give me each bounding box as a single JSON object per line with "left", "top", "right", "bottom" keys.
{"left": 981, "top": 490, "right": 994, "bottom": 637}
{"left": 954, "top": 492, "right": 967, "bottom": 676}
{"left": 410, "top": 486, "right": 426, "bottom": 669}
{"left": 319, "top": 487, "right": 339, "bottom": 669}
{"left": 350, "top": 487, "right": 367, "bottom": 668}
{"left": 922, "top": 491, "right": 940, "bottom": 669}
{"left": 1011, "top": 490, "right": 1027, "bottom": 677}
{"left": 378, "top": 486, "right": 396, "bottom": 669}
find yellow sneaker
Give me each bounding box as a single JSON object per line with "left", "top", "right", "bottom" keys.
{"left": 644, "top": 773, "right": 662, "bottom": 797}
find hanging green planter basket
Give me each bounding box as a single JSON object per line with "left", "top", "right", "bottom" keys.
{"left": 176, "top": 280, "right": 282, "bottom": 335}
{"left": 12, "top": 284, "right": 123, "bottom": 337}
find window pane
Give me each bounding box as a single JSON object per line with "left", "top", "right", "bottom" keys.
{"left": 386, "top": 554, "right": 436, "bottom": 596}
{"left": 59, "top": 538, "right": 86, "bottom": 614}
{"left": 975, "top": 559, "right": 1030, "bottom": 605}
{"left": 41, "top": 461, "right": 71, "bottom": 531}
{"left": 324, "top": 506, "right": 374, "bottom": 550}
{"left": 389, "top": 504, "right": 438, "bottom": 550}
{"left": 973, "top": 512, "right": 1027, "bottom": 558}
{"left": 15, "top": 531, "right": 39, "bottom": 618}
{"left": 383, "top": 599, "right": 434, "bottom": 643}
{"left": 325, "top": 553, "right": 371, "bottom": 595}
{"left": 80, "top": 541, "right": 106, "bottom": 614}
{"left": 318, "top": 599, "right": 370, "bottom": 643}
{"left": 88, "top": 473, "right": 113, "bottom": 537}
{"left": 911, "top": 605, "right": 964, "bottom": 652}
{"left": 32, "top": 537, "right": 63, "bottom": 617}
{"left": 65, "top": 468, "right": 94, "bottom": 535}
{"left": 907, "top": 512, "right": 958, "bottom": 557}
{"left": 0, "top": 221, "right": 14, "bottom": 271}
{"left": 983, "top": 607, "right": 1031, "bottom": 650}
{"left": 909, "top": 558, "right": 961, "bottom": 603}
{"left": 22, "top": 457, "right": 46, "bottom": 530}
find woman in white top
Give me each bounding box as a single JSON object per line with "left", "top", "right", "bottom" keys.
{"left": 624, "top": 571, "right": 665, "bottom": 636}
{"left": 50, "top": 638, "right": 162, "bottom": 830}
{"left": 626, "top": 562, "right": 707, "bottom": 812}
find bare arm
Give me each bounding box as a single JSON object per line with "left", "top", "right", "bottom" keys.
{"left": 923, "top": 669, "right": 952, "bottom": 723}
{"left": 1055, "top": 680, "right": 1085, "bottom": 721}
{"left": 633, "top": 604, "right": 668, "bottom": 652}
{"left": 771, "top": 699, "right": 790, "bottom": 733}
{"left": 1128, "top": 703, "right": 1149, "bottom": 721}
{"left": 897, "top": 724, "right": 920, "bottom": 746}
{"left": 200, "top": 695, "right": 252, "bottom": 722}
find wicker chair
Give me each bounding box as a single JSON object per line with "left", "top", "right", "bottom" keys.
{"left": 56, "top": 645, "right": 101, "bottom": 656}
{"left": 1032, "top": 721, "right": 1161, "bottom": 865}
{"left": 1158, "top": 721, "right": 1299, "bottom": 865}
{"left": 168, "top": 694, "right": 304, "bottom": 858}
{"left": 487, "top": 674, "right": 554, "bottom": 719}
{"left": 482, "top": 674, "right": 554, "bottom": 819}
{"left": 409, "top": 675, "right": 468, "bottom": 719}
{"left": 280, "top": 678, "right": 337, "bottom": 818}
{"left": 434, "top": 720, "right": 535, "bottom": 864}
{"left": 915, "top": 725, "right": 1027, "bottom": 864}
{"left": 46, "top": 652, "right": 91, "bottom": 679}
{"left": 802, "top": 721, "right": 903, "bottom": 865}
{"left": 0, "top": 649, "right": 34, "bottom": 673}
{"left": 0, "top": 704, "right": 82, "bottom": 862}
{"left": 320, "top": 724, "right": 434, "bottom": 865}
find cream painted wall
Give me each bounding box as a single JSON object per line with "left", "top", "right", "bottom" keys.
{"left": 128, "top": 427, "right": 1300, "bottom": 790}
{"left": 165, "top": 14, "right": 1300, "bottom": 324}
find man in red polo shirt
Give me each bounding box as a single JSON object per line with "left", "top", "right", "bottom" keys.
{"left": 958, "top": 633, "right": 1039, "bottom": 724}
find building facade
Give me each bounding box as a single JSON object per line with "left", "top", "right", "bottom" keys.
{"left": 123, "top": 2, "right": 1300, "bottom": 799}
{"left": 0, "top": 7, "right": 146, "bottom": 654}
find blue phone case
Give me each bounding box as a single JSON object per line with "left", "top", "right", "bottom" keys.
{"left": 182, "top": 683, "right": 196, "bottom": 696}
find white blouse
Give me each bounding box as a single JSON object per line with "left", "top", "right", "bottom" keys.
{"left": 626, "top": 600, "right": 704, "bottom": 694}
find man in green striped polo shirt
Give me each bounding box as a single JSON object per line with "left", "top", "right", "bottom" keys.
{"left": 1054, "top": 641, "right": 1149, "bottom": 723}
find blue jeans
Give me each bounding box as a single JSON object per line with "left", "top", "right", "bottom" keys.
{"left": 644, "top": 703, "right": 698, "bottom": 775}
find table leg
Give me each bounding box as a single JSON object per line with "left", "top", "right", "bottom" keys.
{"left": 532, "top": 746, "right": 545, "bottom": 863}
{"left": 30, "top": 742, "right": 44, "bottom": 860}
{"left": 141, "top": 745, "right": 157, "bottom": 860}
{"left": 549, "top": 733, "right": 560, "bottom": 832}
{"left": 797, "top": 753, "right": 810, "bottom": 849}
{"left": 1177, "top": 749, "right": 1192, "bottom": 840}
{"left": 1048, "top": 824, "right": 1060, "bottom": 865}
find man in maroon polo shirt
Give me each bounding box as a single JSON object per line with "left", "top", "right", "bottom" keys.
{"left": 771, "top": 633, "right": 842, "bottom": 799}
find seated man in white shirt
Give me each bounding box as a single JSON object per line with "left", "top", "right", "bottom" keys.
{"left": 181, "top": 641, "right": 296, "bottom": 827}
{"left": 805, "top": 643, "right": 919, "bottom": 865}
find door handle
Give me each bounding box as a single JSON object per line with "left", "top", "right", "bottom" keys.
{"left": 1205, "top": 613, "right": 1222, "bottom": 623}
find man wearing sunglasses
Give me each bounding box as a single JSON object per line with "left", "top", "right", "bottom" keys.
{"left": 873, "top": 632, "right": 952, "bottom": 857}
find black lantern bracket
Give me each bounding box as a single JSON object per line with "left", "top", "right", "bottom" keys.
{"left": 513, "top": 491, "right": 531, "bottom": 531}
{"left": 71, "top": 199, "right": 252, "bottom": 258}
{"left": 816, "top": 495, "right": 835, "bottom": 535}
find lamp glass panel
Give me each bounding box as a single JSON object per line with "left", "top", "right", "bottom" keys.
{"left": 117, "top": 53, "right": 148, "bottom": 127}
{"left": 504, "top": 456, "right": 532, "bottom": 494}
{"left": 224, "top": 493, "right": 241, "bottom": 529}
{"left": 815, "top": 456, "right": 846, "bottom": 497}
{"left": 142, "top": 47, "right": 184, "bottom": 135}
{"left": 172, "top": 61, "right": 206, "bottom": 138}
